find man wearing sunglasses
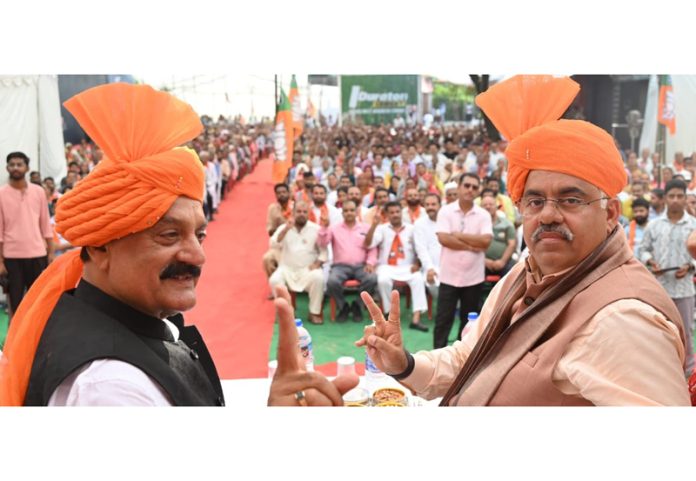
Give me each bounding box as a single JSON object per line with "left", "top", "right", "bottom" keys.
{"left": 431, "top": 173, "right": 493, "bottom": 349}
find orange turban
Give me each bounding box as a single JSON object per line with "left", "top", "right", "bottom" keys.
{"left": 475, "top": 75, "right": 627, "bottom": 202}
{"left": 0, "top": 83, "right": 204, "bottom": 405}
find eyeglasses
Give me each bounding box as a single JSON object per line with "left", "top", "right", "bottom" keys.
{"left": 461, "top": 183, "right": 479, "bottom": 190}
{"left": 520, "top": 196, "right": 609, "bottom": 216}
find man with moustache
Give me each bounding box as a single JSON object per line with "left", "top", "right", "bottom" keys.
{"left": 0, "top": 152, "right": 54, "bottom": 320}
{"left": 0, "top": 84, "right": 225, "bottom": 406}
{"left": 364, "top": 201, "right": 429, "bottom": 332}
{"left": 309, "top": 184, "right": 342, "bottom": 227}
{"left": 347, "top": 186, "right": 369, "bottom": 221}
{"left": 318, "top": 200, "right": 377, "bottom": 323}
{"left": 430, "top": 172, "right": 492, "bottom": 348}
{"left": 269, "top": 201, "right": 327, "bottom": 325}
{"left": 414, "top": 193, "right": 443, "bottom": 300}
{"left": 351, "top": 76, "right": 689, "bottom": 406}
{"left": 402, "top": 187, "right": 428, "bottom": 225}
{"left": 625, "top": 197, "right": 650, "bottom": 260}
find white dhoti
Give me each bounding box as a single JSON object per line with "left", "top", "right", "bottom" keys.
{"left": 376, "top": 264, "right": 427, "bottom": 314}
{"left": 270, "top": 265, "right": 324, "bottom": 315}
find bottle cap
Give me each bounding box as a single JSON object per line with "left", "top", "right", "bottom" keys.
{"left": 467, "top": 312, "right": 479, "bottom": 321}
{"left": 295, "top": 318, "right": 303, "bottom": 327}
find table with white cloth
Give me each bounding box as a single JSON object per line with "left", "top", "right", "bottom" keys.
{"left": 221, "top": 376, "right": 441, "bottom": 407}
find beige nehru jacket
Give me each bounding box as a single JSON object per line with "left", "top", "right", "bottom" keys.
{"left": 400, "top": 257, "right": 690, "bottom": 406}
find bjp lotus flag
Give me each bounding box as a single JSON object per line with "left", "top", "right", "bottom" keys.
{"left": 288, "top": 74, "right": 304, "bottom": 138}
{"left": 658, "top": 75, "right": 676, "bottom": 135}
{"left": 272, "top": 88, "right": 294, "bottom": 183}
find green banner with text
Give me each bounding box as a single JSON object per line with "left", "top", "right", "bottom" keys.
{"left": 340, "top": 75, "right": 418, "bottom": 125}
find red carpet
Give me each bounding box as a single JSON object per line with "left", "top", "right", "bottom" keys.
{"left": 187, "top": 159, "right": 276, "bottom": 379}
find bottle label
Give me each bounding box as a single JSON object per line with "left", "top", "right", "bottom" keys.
{"left": 300, "top": 341, "right": 313, "bottom": 362}
{"left": 365, "top": 353, "right": 381, "bottom": 374}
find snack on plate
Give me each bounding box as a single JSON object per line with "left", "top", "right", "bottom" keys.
{"left": 374, "top": 401, "right": 406, "bottom": 407}
{"left": 372, "top": 387, "right": 407, "bottom": 406}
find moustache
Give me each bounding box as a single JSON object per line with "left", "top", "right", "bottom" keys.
{"left": 160, "top": 262, "right": 202, "bottom": 280}
{"left": 531, "top": 224, "right": 574, "bottom": 243}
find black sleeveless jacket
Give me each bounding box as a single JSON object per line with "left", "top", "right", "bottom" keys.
{"left": 24, "top": 280, "right": 225, "bottom": 406}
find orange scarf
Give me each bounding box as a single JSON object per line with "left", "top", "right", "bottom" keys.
{"left": 387, "top": 227, "right": 405, "bottom": 266}
{"left": 281, "top": 201, "right": 293, "bottom": 219}
{"left": 297, "top": 190, "right": 311, "bottom": 204}
{"left": 0, "top": 83, "right": 204, "bottom": 406}
{"left": 627, "top": 220, "right": 637, "bottom": 251}
{"left": 308, "top": 203, "right": 328, "bottom": 224}
{"left": 409, "top": 205, "right": 421, "bottom": 223}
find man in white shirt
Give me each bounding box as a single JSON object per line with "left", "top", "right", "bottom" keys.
{"left": 270, "top": 201, "right": 328, "bottom": 324}
{"left": 402, "top": 187, "right": 428, "bottom": 225}
{"left": 414, "top": 194, "right": 442, "bottom": 300}
{"left": 309, "top": 184, "right": 342, "bottom": 226}
{"left": 371, "top": 153, "right": 391, "bottom": 180}
{"left": 364, "top": 201, "right": 429, "bottom": 332}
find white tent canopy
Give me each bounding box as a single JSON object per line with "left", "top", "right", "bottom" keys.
{"left": 0, "top": 75, "right": 66, "bottom": 185}
{"left": 640, "top": 75, "right": 696, "bottom": 164}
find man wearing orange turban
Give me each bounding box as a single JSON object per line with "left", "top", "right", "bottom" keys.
{"left": 283, "top": 75, "right": 691, "bottom": 406}
{"left": 0, "top": 83, "right": 225, "bottom": 406}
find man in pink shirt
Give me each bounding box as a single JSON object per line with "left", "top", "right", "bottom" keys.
{"left": 433, "top": 173, "right": 493, "bottom": 348}
{"left": 318, "top": 200, "right": 377, "bottom": 323}
{"left": 0, "top": 152, "right": 54, "bottom": 320}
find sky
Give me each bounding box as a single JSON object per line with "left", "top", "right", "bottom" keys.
{"left": 137, "top": 72, "right": 492, "bottom": 120}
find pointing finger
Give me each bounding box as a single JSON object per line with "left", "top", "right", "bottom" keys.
{"left": 274, "top": 297, "right": 301, "bottom": 374}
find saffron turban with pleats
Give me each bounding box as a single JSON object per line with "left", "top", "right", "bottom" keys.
{"left": 475, "top": 75, "right": 627, "bottom": 202}
{"left": 0, "top": 83, "right": 204, "bottom": 405}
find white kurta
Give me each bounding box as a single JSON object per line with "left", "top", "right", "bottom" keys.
{"left": 269, "top": 221, "right": 328, "bottom": 314}
{"left": 414, "top": 216, "right": 442, "bottom": 298}
{"left": 369, "top": 223, "right": 427, "bottom": 313}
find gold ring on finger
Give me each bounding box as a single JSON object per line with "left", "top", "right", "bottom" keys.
{"left": 295, "top": 390, "right": 308, "bottom": 407}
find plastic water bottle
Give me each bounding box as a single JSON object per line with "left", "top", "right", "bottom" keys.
{"left": 295, "top": 319, "right": 314, "bottom": 371}
{"left": 364, "top": 351, "right": 386, "bottom": 395}
{"left": 461, "top": 312, "right": 479, "bottom": 339}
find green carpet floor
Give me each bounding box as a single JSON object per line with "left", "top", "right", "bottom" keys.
{"left": 270, "top": 292, "right": 696, "bottom": 372}
{"left": 268, "top": 292, "right": 449, "bottom": 366}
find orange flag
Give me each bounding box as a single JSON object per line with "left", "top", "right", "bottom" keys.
{"left": 658, "top": 75, "right": 676, "bottom": 135}
{"left": 272, "top": 88, "right": 294, "bottom": 183}
{"left": 289, "top": 74, "right": 304, "bottom": 138}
